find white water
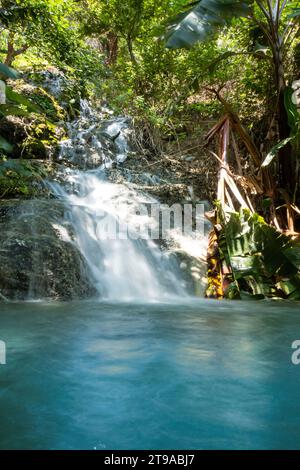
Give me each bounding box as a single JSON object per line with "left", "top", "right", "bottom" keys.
{"left": 50, "top": 101, "right": 187, "bottom": 301}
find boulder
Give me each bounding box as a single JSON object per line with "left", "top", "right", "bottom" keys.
{"left": 0, "top": 199, "right": 96, "bottom": 301}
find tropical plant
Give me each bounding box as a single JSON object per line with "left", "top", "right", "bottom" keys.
{"left": 164, "top": 0, "right": 300, "bottom": 197}
{"left": 212, "top": 206, "right": 300, "bottom": 299}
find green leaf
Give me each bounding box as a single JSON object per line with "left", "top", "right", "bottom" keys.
{"left": 261, "top": 137, "right": 294, "bottom": 167}
{"left": 0, "top": 135, "right": 13, "bottom": 153}
{"left": 0, "top": 63, "right": 19, "bottom": 80}
{"left": 287, "top": 8, "right": 300, "bottom": 19}
{"left": 262, "top": 197, "right": 272, "bottom": 209}
{"left": 283, "top": 246, "right": 300, "bottom": 269}
{"left": 0, "top": 105, "right": 33, "bottom": 118}
{"left": 207, "top": 51, "right": 238, "bottom": 72}
{"left": 218, "top": 208, "right": 300, "bottom": 299}
{"left": 164, "top": 0, "right": 252, "bottom": 49}
{"left": 253, "top": 42, "right": 270, "bottom": 55}
{"left": 284, "top": 86, "right": 299, "bottom": 135}
{"left": 5, "top": 87, "right": 42, "bottom": 113}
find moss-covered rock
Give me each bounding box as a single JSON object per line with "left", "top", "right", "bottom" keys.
{"left": 0, "top": 159, "right": 57, "bottom": 198}
{"left": 21, "top": 118, "right": 62, "bottom": 160}
{"left": 27, "top": 87, "right": 66, "bottom": 121}
{"left": 0, "top": 199, "right": 97, "bottom": 300}
{"left": 0, "top": 116, "right": 28, "bottom": 146}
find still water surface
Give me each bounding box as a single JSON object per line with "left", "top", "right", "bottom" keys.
{"left": 0, "top": 299, "right": 300, "bottom": 449}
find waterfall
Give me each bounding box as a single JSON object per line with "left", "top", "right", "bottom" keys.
{"left": 50, "top": 101, "right": 188, "bottom": 301}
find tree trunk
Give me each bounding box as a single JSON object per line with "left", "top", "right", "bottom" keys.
{"left": 4, "top": 32, "right": 29, "bottom": 67}
{"left": 274, "top": 43, "right": 296, "bottom": 197}
{"left": 4, "top": 32, "right": 16, "bottom": 67}
{"left": 104, "top": 31, "right": 119, "bottom": 66}
{"left": 127, "top": 36, "right": 137, "bottom": 66}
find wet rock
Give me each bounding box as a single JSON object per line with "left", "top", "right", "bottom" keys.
{"left": 58, "top": 114, "right": 131, "bottom": 170}
{"left": 170, "top": 251, "right": 207, "bottom": 297}
{"left": 99, "top": 119, "right": 131, "bottom": 140}
{"left": 0, "top": 116, "right": 28, "bottom": 154}
{"left": 0, "top": 200, "right": 96, "bottom": 301}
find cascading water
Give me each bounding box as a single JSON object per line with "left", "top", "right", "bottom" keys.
{"left": 50, "top": 101, "right": 188, "bottom": 301}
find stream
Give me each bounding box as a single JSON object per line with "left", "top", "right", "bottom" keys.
{"left": 48, "top": 100, "right": 196, "bottom": 301}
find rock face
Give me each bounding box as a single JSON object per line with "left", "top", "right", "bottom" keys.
{"left": 58, "top": 108, "right": 131, "bottom": 169}
{"left": 0, "top": 199, "right": 96, "bottom": 301}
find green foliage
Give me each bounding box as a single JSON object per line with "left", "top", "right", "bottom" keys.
{"left": 0, "top": 0, "right": 299, "bottom": 304}
{"left": 218, "top": 208, "right": 300, "bottom": 299}
{"left": 0, "top": 0, "right": 78, "bottom": 64}
{"left": 164, "top": 0, "right": 251, "bottom": 49}
{"left": 0, "top": 81, "right": 58, "bottom": 155}
{"left": 0, "top": 135, "right": 13, "bottom": 153}
{"left": 0, "top": 158, "right": 51, "bottom": 197}
{"left": 261, "top": 137, "right": 294, "bottom": 167}
{"left": 284, "top": 86, "right": 300, "bottom": 136}
{"left": 26, "top": 88, "right": 65, "bottom": 121}
{"left": 4, "top": 86, "right": 42, "bottom": 113}
{"left": 0, "top": 62, "right": 19, "bottom": 79}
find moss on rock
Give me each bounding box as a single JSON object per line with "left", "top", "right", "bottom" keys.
{"left": 0, "top": 159, "right": 56, "bottom": 199}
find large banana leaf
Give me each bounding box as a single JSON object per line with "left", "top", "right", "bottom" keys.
{"left": 0, "top": 135, "right": 13, "bottom": 153}
{"left": 288, "top": 7, "right": 300, "bottom": 18}
{"left": 165, "top": 0, "right": 252, "bottom": 49}
{"left": 217, "top": 208, "right": 300, "bottom": 299}
{"left": 0, "top": 63, "right": 19, "bottom": 80}
{"left": 261, "top": 136, "right": 294, "bottom": 167}
{"left": 284, "top": 86, "right": 300, "bottom": 135}
{"left": 260, "top": 86, "right": 300, "bottom": 167}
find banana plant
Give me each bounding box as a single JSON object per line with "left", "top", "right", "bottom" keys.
{"left": 164, "top": 0, "right": 299, "bottom": 94}
{"left": 0, "top": 62, "right": 20, "bottom": 81}
{"left": 0, "top": 62, "right": 19, "bottom": 104}
{"left": 164, "top": 0, "right": 300, "bottom": 194}
{"left": 164, "top": 1, "right": 252, "bottom": 49}
{"left": 215, "top": 206, "right": 300, "bottom": 299}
